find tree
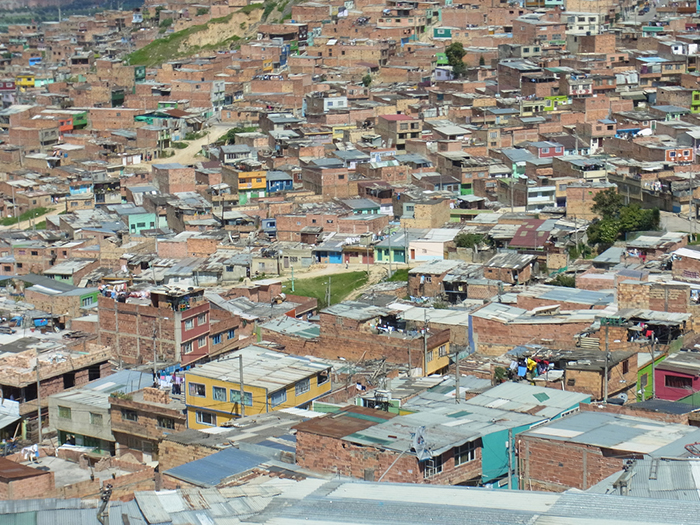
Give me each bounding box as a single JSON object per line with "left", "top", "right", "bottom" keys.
{"left": 445, "top": 42, "right": 467, "bottom": 79}
{"left": 454, "top": 232, "right": 488, "bottom": 249}
{"left": 362, "top": 74, "right": 372, "bottom": 87}
{"left": 591, "top": 187, "right": 624, "bottom": 220}
{"left": 479, "top": 55, "right": 485, "bottom": 66}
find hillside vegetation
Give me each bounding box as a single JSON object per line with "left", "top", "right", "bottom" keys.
{"left": 127, "top": 7, "right": 264, "bottom": 67}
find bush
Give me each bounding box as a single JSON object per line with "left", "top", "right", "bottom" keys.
{"left": 240, "top": 3, "right": 264, "bottom": 14}
{"left": 196, "top": 7, "right": 209, "bottom": 16}
{"left": 159, "top": 18, "right": 173, "bottom": 28}
{"left": 551, "top": 274, "right": 576, "bottom": 288}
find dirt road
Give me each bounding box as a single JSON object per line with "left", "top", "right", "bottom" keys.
{"left": 144, "top": 124, "right": 232, "bottom": 167}
{"left": 0, "top": 202, "right": 65, "bottom": 231}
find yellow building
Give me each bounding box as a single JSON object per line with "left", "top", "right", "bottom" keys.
{"left": 15, "top": 74, "right": 35, "bottom": 88}
{"left": 185, "top": 345, "right": 332, "bottom": 429}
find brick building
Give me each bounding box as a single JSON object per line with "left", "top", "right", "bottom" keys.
{"left": 295, "top": 404, "right": 541, "bottom": 486}
{"left": 110, "top": 387, "right": 187, "bottom": 462}
{"left": 152, "top": 163, "right": 196, "bottom": 194}
{"left": 0, "top": 458, "right": 54, "bottom": 500}
{"left": 519, "top": 412, "right": 700, "bottom": 492}
{"left": 97, "top": 287, "right": 212, "bottom": 366}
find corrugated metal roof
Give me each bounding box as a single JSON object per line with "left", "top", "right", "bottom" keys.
{"left": 164, "top": 447, "right": 268, "bottom": 487}
{"left": 464, "top": 383, "right": 590, "bottom": 419}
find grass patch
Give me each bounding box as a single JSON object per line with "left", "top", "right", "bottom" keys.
{"left": 0, "top": 207, "right": 50, "bottom": 227}
{"left": 281, "top": 271, "right": 368, "bottom": 308}
{"left": 387, "top": 268, "right": 409, "bottom": 282}
{"left": 240, "top": 3, "right": 264, "bottom": 14}
{"left": 172, "top": 141, "right": 188, "bottom": 149}
{"left": 28, "top": 220, "right": 46, "bottom": 230}
{"left": 127, "top": 10, "right": 249, "bottom": 67}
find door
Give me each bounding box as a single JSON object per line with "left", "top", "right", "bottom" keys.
{"left": 410, "top": 249, "right": 416, "bottom": 260}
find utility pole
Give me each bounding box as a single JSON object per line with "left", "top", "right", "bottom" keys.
{"left": 650, "top": 336, "right": 656, "bottom": 400}
{"left": 97, "top": 484, "right": 112, "bottom": 525}
{"left": 326, "top": 275, "right": 332, "bottom": 307}
{"left": 152, "top": 327, "right": 157, "bottom": 386}
{"left": 604, "top": 323, "right": 609, "bottom": 403}
{"left": 291, "top": 266, "right": 295, "bottom": 292}
{"left": 35, "top": 347, "right": 42, "bottom": 443}
{"left": 454, "top": 349, "right": 460, "bottom": 404}
{"left": 423, "top": 310, "right": 428, "bottom": 376}
{"left": 507, "top": 428, "right": 513, "bottom": 489}
{"left": 238, "top": 354, "right": 245, "bottom": 418}
{"left": 388, "top": 229, "right": 393, "bottom": 278}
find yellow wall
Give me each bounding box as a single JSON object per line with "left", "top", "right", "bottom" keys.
{"left": 16, "top": 75, "right": 35, "bottom": 87}
{"left": 425, "top": 341, "right": 450, "bottom": 376}
{"left": 332, "top": 124, "right": 356, "bottom": 140}
{"left": 185, "top": 370, "right": 332, "bottom": 429}
{"left": 238, "top": 170, "right": 267, "bottom": 191}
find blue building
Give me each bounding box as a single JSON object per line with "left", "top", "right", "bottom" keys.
{"left": 266, "top": 171, "right": 294, "bottom": 194}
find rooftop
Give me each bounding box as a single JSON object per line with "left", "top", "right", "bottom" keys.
{"left": 187, "top": 345, "right": 330, "bottom": 391}
{"left": 523, "top": 411, "right": 700, "bottom": 456}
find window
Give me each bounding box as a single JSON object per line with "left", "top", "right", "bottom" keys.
{"left": 189, "top": 382, "right": 206, "bottom": 397}
{"left": 212, "top": 333, "right": 222, "bottom": 345}
{"left": 438, "top": 345, "right": 447, "bottom": 357}
{"left": 622, "top": 360, "right": 629, "bottom": 374}
{"left": 30, "top": 250, "right": 38, "bottom": 256}
{"left": 90, "top": 412, "right": 103, "bottom": 426}
{"left": 426, "top": 349, "right": 434, "bottom": 362}
{"left": 400, "top": 123, "right": 408, "bottom": 130}
{"left": 665, "top": 375, "right": 693, "bottom": 389}
{"left": 198, "top": 336, "right": 207, "bottom": 349}
{"left": 183, "top": 341, "right": 192, "bottom": 354}
{"left": 295, "top": 378, "right": 310, "bottom": 396}
{"left": 184, "top": 319, "right": 194, "bottom": 330}
{"left": 196, "top": 411, "right": 215, "bottom": 426}
{"left": 684, "top": 150, "right": 691, "bottom": 156}
{"left": 270, "top": 389, "right": 287, "bottom": 407}
{"left": 230, "top": 389, "right": 253, "bottom": 406}
{"left": 197, "top": 313, "right": 207, "bottom": 325}
{"left": 542, "top": 148, "right": 549, "bottom": 154}
{"left": 121, "top": 409, "right": 138, "bottom": 422}
{"left": 338, "top": 174, "right": 345, "bottom": 180}
{"left": 454, "top": 441, "right": 476, "bottom": 466}
{"left": 670, "top": 151, "right": 676, "bottom": 158}
{"left": 317, "top": 370, "right": 329, "bottom": 386}
{"left": 555, "top": 147, "right": 562, "bottom": 153}
{"left": 423, "top": 454, "right": 443, "bottom": 478}
{"left": 58, "top": 406, "right": 71, "bottom": 419}
{"left": 227, "top": 329, "right": 236, "bottom": 340}
{"left": 158, "top": 417, "right": 175, "bottom": 429}
{"left": 226, "top": 266, "right": 234, "bottom": 272}
{"left": 213, "top": 386, "right": 226, "bottom": 401}
{"left": 3, "top": 266, "right": 9, "bottom": 272}
{"left": 81, "top": 296, "right": 94, "bottom": 307}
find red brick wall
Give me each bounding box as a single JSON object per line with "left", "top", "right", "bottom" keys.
{"left": 296, "top": 431, "right": 482, "bottom": 484}
{"left": 519, "top": 435, "right": 626, "bottom": 492}
{"left": 0, "top": 471, "right": 54, "bottom": 500}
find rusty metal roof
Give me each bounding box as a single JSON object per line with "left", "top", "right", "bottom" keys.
{"left": 293, "top": 406, "right": 395, "bottom": 438}
{"left": 0, "top": 457, "right": 49, "bottom": 482}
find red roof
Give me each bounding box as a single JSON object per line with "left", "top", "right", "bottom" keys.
{"left": 380, "top": 114, "right": 415, "bottom": 121}
{"left": 509, "top": 219, "right": 549, "bottom": 249}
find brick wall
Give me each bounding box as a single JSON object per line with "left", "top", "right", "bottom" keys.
{"left": 296, "top": 431, "right": 482, "bottom": 484}
{"left": 158, "top": 439, "right": 218, "bottom": 472}
{"left": 519, "top": 435, "right": 626, "bottom": 492}
{"left": 577, "top": 401, "right": 692, "bottom": 425}
{"left": 618, "top": 281, "right": 690, "bottom": 312}
{"left": 470, "top": 314, "right": 587, "bottom": 355}
{"left": 0, "top": 470, "right": 54, "bottom": 500}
